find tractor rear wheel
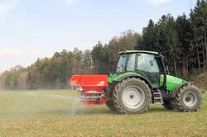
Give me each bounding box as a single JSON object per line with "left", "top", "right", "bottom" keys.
{"left": 105, "top": 85, "right": 116, "bottom": 112}
{"left": 112, "top": 78, "right": 151, "bottom": 114}
{"left": 106, "top": 100, "right": 116, "bottom": 112}
{"left": 173, "top": 85, "right": 202, "bottom": 112}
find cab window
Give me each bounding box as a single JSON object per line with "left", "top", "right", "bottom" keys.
{"left": 116, "top": 55, "right": 127, "bottom": 73}
{"left": 136, "top": 53, "right": 159, "bottom": 73}
{"left": 126, "top": 54, "right": 136, "bottom": 71}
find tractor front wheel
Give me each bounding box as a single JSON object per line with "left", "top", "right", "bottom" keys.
{"left": 112, "top": 78, "right": 151, "bottom": 114}
{"left": 173, "top": 85, "right": 202, "bottom": 112}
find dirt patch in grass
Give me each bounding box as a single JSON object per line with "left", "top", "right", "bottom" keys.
{"left": 194, "top": 71, "right": 207, "bottom": 93}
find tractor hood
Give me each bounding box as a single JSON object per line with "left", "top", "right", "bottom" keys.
{"left": 160, "top": 75, "right": 185, "bottom": 91}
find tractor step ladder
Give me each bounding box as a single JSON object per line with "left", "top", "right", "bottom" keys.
{"left": 152, "top": 89, "right": 163, "bottom": 104}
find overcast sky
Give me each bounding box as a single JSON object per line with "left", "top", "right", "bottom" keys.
{"left": 0, "top": 0, "right": 196, "bottom": 72}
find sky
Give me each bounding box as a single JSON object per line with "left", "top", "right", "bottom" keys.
{"left": 0, "top": 0, "right": 196, "bottom": 72}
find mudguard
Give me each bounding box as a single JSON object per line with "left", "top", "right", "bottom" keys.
{"left": 114, "top": 74, "right": 152, "bottom": 89}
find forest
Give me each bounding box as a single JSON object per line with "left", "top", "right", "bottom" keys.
{"left": 0, "top": 0, "right": 207, "bottom": 90}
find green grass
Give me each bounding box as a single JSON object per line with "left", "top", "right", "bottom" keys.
{"left": 0, "top": 89, "right": 207, "bottom": 137}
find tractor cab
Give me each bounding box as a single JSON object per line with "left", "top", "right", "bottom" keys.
{"left": 109, "top": 50, "right": 185, "bottom": 91}
{"left": 116, "top": 50, "right": 163, "bottom": 89}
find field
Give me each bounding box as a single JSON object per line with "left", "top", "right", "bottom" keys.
{"left": 0, "top": 90, "right": 206, "bottom": 137}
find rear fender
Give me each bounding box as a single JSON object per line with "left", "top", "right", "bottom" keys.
{"left": 115, "top": 74, "right": 152, "bottom": 89}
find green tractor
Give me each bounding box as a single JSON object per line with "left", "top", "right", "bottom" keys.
{"left": 105, "top": 50, "right": 202, "bottom": 114}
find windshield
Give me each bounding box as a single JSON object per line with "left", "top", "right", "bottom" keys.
{"left": 116, "top": 55, "right": 127, "bottom": 73}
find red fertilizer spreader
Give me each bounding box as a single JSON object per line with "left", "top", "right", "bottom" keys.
{"left": 69, "top": 75, "right": 108, "bottom": 105}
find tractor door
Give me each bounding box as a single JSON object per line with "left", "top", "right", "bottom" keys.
{"left": 136, "top": 53, "right": 160, "bottom": 88}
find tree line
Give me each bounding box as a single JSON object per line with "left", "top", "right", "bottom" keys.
{"left": 137, "top": 0, "right": 207, "bottom": 77}
{"left": 0, "top": 0, "right": 207, "bottom": 90}
{"left": 0, "top": 31, "right": 139, "bottom": 89}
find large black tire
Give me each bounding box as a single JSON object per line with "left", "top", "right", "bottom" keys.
{"left": 111, "top": 78, "right": 151, "bottom": 114}
{"left": 106, "top": 100, "right": 116, "bottom": 112}
{"left": 162, "top": 100, "right": 174, "bottom": 110}
{"left": 105, "top": 84, "right": 117, "bottom": 112}
{"left": 105, "top": 90, "right": 116, "bottom": 112}
{"left": 173, "top": 85, "right": 202, "bottom": 112}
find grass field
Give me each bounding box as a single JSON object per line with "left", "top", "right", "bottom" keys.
{"left": 0, "top": 89, "right": 206, "bottom": 137}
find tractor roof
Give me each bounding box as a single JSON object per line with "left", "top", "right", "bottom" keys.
{"left": 119, "top": 50, "right": 159, "bottom": 55}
